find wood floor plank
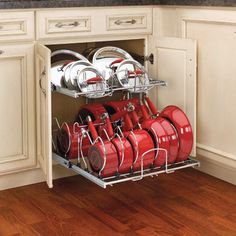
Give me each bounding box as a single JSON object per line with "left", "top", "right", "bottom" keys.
{"left": 0, "top": 169, "right": 235, "bottom": 236}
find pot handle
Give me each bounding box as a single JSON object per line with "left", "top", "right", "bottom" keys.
{"left": 144, "top": 96, "right": 158, "bottom": 116}
{"left": 127, "top": 69, "right": 144, "bottom": 78}
{"left": 130, "top": 110, "right": 139, "bottom": 127}
{"left": 124, "top": 113, "right": 133, "bottom": 131}
{"left": 51, "top": 49, "right": 89, "bottom": 62}
{"left": 140, "top": 101, "right": 150, "bottom": 121}
{"left": 110, "top": 58, "right": 124, "bottom": 67}
{"left": 87, "top": 116, "right": 99, "bottom": 140}
{"left": 86, "top": 76, "right": 103, "bottom": 84}
{"left": 101, "top": 113, "right": 114, "bottom": 138}
{"left": 92, "top": 46, "right": 133, "bottom": 64}
{"left": 110, "top": 110, "right": 128, "bottom": 122}
{"left": 127, "top": 103, "right": 139, "bottom": 126}
{"left": 58, "top": 60, "right": 75, "bottom": 72}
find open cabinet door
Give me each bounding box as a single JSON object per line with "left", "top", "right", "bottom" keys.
{"left": 148, "top": 37, "right": 197, "bottom": 156}
{"left": 35, "top": 43, "right": 53, "bottom": 187}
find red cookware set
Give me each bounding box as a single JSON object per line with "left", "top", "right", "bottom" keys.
{"left": 56, "top": 96, "right": 193, "bottom": 178}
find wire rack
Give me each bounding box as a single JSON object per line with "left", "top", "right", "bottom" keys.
{"left": 53, "top": 152, "right": 200, "bottom": 188}
{"left": 52, "top": 79, "right": 167, "bottom": 98}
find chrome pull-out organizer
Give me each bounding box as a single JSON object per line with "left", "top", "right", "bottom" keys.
{"left": 51, "top": 45, "right": 199, "bottom": 188}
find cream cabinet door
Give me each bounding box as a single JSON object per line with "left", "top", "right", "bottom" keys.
{"left": 0, "top": 44, "right": 36, "bottom": 173}
{"left": 148, "top": 37, "right": 197, "bottom": 156}
{"left": 35, "top": 43, "right": 52, "bottom": 188}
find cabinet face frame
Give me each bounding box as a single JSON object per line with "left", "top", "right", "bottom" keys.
{"left": 0, "top": 43, "right": 36, "bottom": 174}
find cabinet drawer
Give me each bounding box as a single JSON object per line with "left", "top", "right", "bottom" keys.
{"left": 106, "top": 8, "right": 152, "bottom": 34}
{"left": 0, "top": 11, "right": 34, "bottom": 42}
{"left": 107, "top": 14, "right": 147, "bottom": 30}
{"left": 37, "top": 10, "right": 92, "bottom": 40}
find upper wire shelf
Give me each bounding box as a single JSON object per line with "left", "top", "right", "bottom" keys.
{"left": 52, "top": 79, "right": 167, "bottom": 99}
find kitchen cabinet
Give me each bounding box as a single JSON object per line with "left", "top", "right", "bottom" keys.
{"left": 35, "top": 7, "right": 197, "bottom": 187}
{"left": 0, "top": 6, "right": 197, "bottom": 189}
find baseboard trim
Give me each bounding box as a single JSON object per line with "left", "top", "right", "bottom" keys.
{"left": 197, "top": 143, "right": 236, "bottom": 161}
{"left": 0, "top": 165, "right": 76, "bottom": 191}
{"left": 196, "top": 147, "right": 236, "bottom": 185}
{"left": 1, "top": 150, "right": 235, "bottom": 191}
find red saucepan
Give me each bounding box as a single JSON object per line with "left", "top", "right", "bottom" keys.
{"left": 100, "top": 113, "right": 133, "bottom": 174}
{"left": 128, "top": 103, "right": 170, "bottom": 167}
{"left": 160, "top": 105, "right": 193, "bottom": 162}
{"left": 121, "top": 111, "right": 155, "bottom": 172}
{"left": 77, "top": 103, "right": 111, "bottom": 140}
{"left": 104, "top": 97, "right": 140, "bottom": 114}
{"left": 143, "top": 96, "right": 179, "bottom": 164}
{"left": 87, "top": 116, "right": 119, "bottom": 178}
{"left": 104, "top": 96, "right": 149, "bottom": 130}
{"left": 56, "top": 122, "right": 90, "bottom": 160}
{"left": 77, "top": 103, "right": 107, "bottom": 124}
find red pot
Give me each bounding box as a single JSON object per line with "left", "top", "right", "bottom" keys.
{"left": 87, "top": 116, "right": 119, "bottom": 178}
{"left": 104, "top": 97, "right": 140, "bottom": 114}
{"left": 143, "top": 96, "right": 179, "bottom": 164}
{"left": 56, "top": 122, "right": 90, "bottom": 160}
{"left": 100, "top": 113, "right": 133, "bottom": 174}
{"left": 77, "top": 103, "right": 107, "bottom": 124}
{"left": 155, "top": 117, "right": 179, "bottom": 164}
{"left": 123, "top": 112, "right": 155, "bottom": 171}
{"left": 160, "top": 106, "right": 193, "bottom": 162}
{"left": 136, "top": 104, "right": 170, "bottom": 167}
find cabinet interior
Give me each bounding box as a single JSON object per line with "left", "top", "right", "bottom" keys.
{"left": 47, "top": 39, "right": 145, "bottom": 129}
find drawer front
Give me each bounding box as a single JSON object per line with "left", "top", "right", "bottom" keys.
{"left": 107, "top": 14, "right": 147, "bottom": 31}
{"left": 47, "top": 17, "right": 90, "bottom": 34}
{"left": 37, "top": 8, "right": 152, "bottom": 41}
{"left": 37, "top": 10, "right": 92, "bottom": 40}
{"left": 106, "top": 8, "right": 152, "bottom": 34}
{"left": 0, "top": 11, "right": 34, "bottom": 42}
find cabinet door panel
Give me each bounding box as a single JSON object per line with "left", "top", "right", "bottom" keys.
{"left": 186, "top": 20, "right": 236, "bottom": 159}
{"left": 0, "top": 44, "right": 36, "bottom": 173}
{"left": 35, "top": 43, "right": 52, "bottom": 188}
{"left": 149, "top": 37, "right": 197, "bottom": 156}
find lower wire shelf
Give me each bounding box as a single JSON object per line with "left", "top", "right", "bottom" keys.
{"left": 53, "top": 153, "right": 200, "bottom": 189}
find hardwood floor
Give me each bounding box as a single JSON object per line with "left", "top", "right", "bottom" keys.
{"left": 0, "top": 168, "right": 236, "bottom": 236}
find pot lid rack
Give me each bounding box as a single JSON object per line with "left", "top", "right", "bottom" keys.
{"left": 53, "top": 152, "right": 200, "bottom": 189}
{"left": 52, "top": 79, "right": 167, "bottom": 99}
